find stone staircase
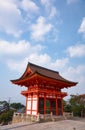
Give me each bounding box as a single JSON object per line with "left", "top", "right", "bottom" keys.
{"left": 39, "top": 114, "right": 65, "bottom": 122}
{"left": 51, "top": 115, "right": 65, "bottom": 121}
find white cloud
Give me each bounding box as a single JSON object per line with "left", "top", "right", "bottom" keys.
{"left": 7, "top": 51, "right": 69, "bottom": 73}
{"left": 63, "top": 65, "right": 85, "bottom": 80}
{"left": 78, "top": 17, "right": 85, "bottom": 37}
{"left": 0, "top": 40, "right": 29, "bottom": 55}
{"left": 50, "top": 58, "right": 69, "bottom": 70}
{"left": 67, "top": 0, "right": 79, "bottom": 4}
{"left": 7, "top": 59, "right": 28, "bottom": 72}
{"left": 0, "top": 40, "right": 44, "bottom": 56}
{"left": 19, "top": 0, "right": 39, "bottom": 14}
{"left": 28, "top": 53, "right": 51, "bottom": 65}
{"left": 62, "top": 65, "right": 85, "bottom": 97}
{"left": 30, "top": 16, "right": 52, "bottom": 41}
{"left": 7, "top": 53, "right": 51, "bottom": 72}
{"left": 66, "top": 44, "right": 85, "bottom": 57}
{"left": 49, "top": 6, "right": 59, "bottom": 19}
{"left": 41, "top": 0, "right": 58, "bottom": 19}
{"left": 0, "top": 0, "right": 23, "bottom": 37}
{"left": 41, "top": 0, "right": 50, "bottom": 7}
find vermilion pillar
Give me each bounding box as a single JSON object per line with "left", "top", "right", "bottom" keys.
{"left": 31, "top": 94, "right": 33, "bottom": 114}
{"left": 37, "top": 94, "right": 39, "bottom": 115}
{"left": 61, "top": 97, "right": 63, "bottom": 115}
{"left": 56, "top": 97, "right": 58, "bottom": 115}
{"left": 44, "top": 94, "right": 46, "bottom": 114}
{"left": 26, "top": 95, "right": 28, "bottom": 114}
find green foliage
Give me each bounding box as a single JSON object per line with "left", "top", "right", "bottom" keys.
{"left": 64, "top": 95, "right": 85, "bottom": 117}
{"left": 63, "top": 100, "right": 72, "bottom": 112}
{"left": 0, "top": 101, "right": 25, "bottom": 125}
{"left": 63, "top": 100, "right": 66, "bottom": 107}
{"left": 0, "top": 110, "right": 14, "bottom": 125}
{"left": 0, "top": 101, "right": 9, "bottom": 108}
{"left": 10, "top": 103, "right": 25, "bottom": 110}
{"left": 69, "top": 95, "right": 85, "bottom": 117}
{"left": 64, "top": 104, "right": 72, "bottom": 112}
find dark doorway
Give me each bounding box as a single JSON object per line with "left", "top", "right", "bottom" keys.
{"left": 38, "top": 98, "right": 44, "bottom": 114}
{"left": 38, "top": 98, "right": 56, "bottom": 115}
{"left": 46, "top": 99, "right": 56, "bottom": 115}
{"left": 46, "top": 99, "right": 50, "bottom": 114}
{"left": 57, "top": 99, "right": 62, "bottom": 115}
{"left": 51, "top": 100, "right": 56, "bottom": 115}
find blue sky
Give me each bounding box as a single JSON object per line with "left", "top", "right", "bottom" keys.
{"left": 0, "top": 0, "right": 85, "bottom": 104}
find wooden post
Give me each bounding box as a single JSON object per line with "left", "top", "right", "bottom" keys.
{"left": 31, "top": 93, "right": 33, "bottom": 115}
{"left": 26, "top": 95, "right": 28, "bottom": 114}
{"left": 37, "top": 93, "right": 39, "bottom": 115}
{"left": 44, "top": 94, "right": 46, "bottom": 114}
{"left": 61, "top": 97, "right": 63, "bottom": 115}
{"left": 56, "top": 96, "right": 58, "bottom": 115}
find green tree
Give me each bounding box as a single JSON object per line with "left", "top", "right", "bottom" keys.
{"left": 63, "top": 100, "right": 72, "bottom": 112}
{"left": 10, "top": 103, "right": 25, "bottom": 110}
{"left": 69, "top": 95, "right": 85, "bottom": 117}
{"left": 0, "top": 101, "right": 25, "bottom": 125}
{"left": 0, "top": 110, "right": 14, "bottom": 125}
{"left": 0, "top": 101, "right": 9, "bottom": 108}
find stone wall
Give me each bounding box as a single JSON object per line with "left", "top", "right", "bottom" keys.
{"left": 63, "top": 112, "right": 73, "bottom": 119}
{"left": 12, "top": 113, "right": 31, "bottom": 123}
{"left": 12, "top": 112, "right": 65, "bottom": 123}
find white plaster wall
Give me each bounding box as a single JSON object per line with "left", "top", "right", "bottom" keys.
{"left": 32, "top": 111, "right": 37, "bottom": 115}
{"left": 26, "top": 111, "right": 31, "bottom": 115}
{"left": 32, "top": 97, "right": 37, "bottom": 100}
{"left": 27, "top": 100, "right": 31, "bottom": 109}
{"left": 28, "top": 97, "right": 31, "bottom": 100}
{"left": 32, "top": 100, "right": 37, "bottom": 110}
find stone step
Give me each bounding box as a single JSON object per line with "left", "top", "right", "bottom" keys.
{"left": 51, "top": 116, "right": 65, "bottom": 121}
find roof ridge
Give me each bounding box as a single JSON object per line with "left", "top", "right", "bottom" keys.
{"left": 28, "top": 62, "right": 59, "bottom": 74}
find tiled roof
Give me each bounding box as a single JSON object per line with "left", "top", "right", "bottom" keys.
{"left": 11, "top": 62, "right": 78, "bottom": 86}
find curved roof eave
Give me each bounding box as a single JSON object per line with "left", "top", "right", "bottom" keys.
{"left": 11, "top": 71, "right": 78, "bottom": 88}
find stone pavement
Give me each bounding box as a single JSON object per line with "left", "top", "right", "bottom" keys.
{"left": 0, "top": 120, "right": 85, "bottom": 130}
